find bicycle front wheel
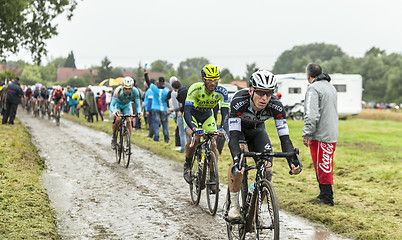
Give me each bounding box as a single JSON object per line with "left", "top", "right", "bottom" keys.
{"left": 206, "top": 151, "right": 219, "bottom": 215}
{"left": 122, "top": 129, "right": 131, "bottom": 168}
{"left": 226, "top": 188, "right": 247, "bottom": 240}
{"left": 256, "top": 180, "right": 279, "bottom": 240}
{"left": 189, "top": 150, "right": 202, "bottom": 205}
{"left": 115, "top": 126, "right": 123, "bottom": 164}
{"left": 55, "top": 108, "right": 60, "bottom": 126}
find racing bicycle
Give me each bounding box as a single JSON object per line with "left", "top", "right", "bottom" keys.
{"left": 189, "top": 128, "right": 221, "bottom": 216}
{"left": 115, "top": 114, "right": 136, "bottom": 168}
{"left": 224, "top": 148, "right": 301, "bottom": 240}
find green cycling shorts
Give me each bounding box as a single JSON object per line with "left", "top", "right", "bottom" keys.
{"left": 184, "top": 113, "right": 217, "bottom": 133}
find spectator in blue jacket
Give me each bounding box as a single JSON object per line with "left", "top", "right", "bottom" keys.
{"left": 144, "top": 69, "right": 169, "bottom": 143}
{"left": 64, "top": 86, "right": 75, "bottom": 115}
{"left": 144, "top": 79, "right": 155, "bottom": 138}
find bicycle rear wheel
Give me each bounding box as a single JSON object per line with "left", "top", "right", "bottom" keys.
{"left": 189, "top": 150, "right": 202, "bottom": 205}
{"left": 256, "top": 180, "right": 279, "bottom": 240}
{"left": 206, "top": 151, "right": 219, "bottom": 215}
{"left": 122, "top": 128, "right": 131, "bottom": 168}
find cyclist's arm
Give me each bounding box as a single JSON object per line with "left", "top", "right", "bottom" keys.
{"left": 227, "top": 117, "right": 242, "bottom": 161}
{"left": 132, "top": 87, "right": 142, "bottom": 114}
{"left": 183, "top": 83, "right": 199, "bottom": 130}
{"left": 220, "top": 106, "right": 229, "bottom": 127}
{"left": 183, "top": 104, "right": 196, "bottom": 130}
{"left": 109, "top": 97, "right": 118, "bottom": 114}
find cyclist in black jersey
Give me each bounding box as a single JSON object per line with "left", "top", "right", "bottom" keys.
{"left": 225, "top": 70, "right": 301, "bottom": 220}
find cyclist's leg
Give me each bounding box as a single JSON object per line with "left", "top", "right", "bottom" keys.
{"left": 227, "top": 131, "right": 246, "bottom": 220}
{"left": 201, "top": 113, "right": 218, "bottom": 161}
{"left": 183, "top": 116, "right": 201, "bottom": 183}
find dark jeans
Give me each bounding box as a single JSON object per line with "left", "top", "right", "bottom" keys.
{"left": 96, "top": 108, "right": 103, "bottom": 121}
{"left": 151, "top": 109, "right": 169, "bottom": 142}
{"left": 147, "top": 111, "right": 154, "bottom": 138}
{"left": 2, "top": 101, "right": 18, "bottom": 124}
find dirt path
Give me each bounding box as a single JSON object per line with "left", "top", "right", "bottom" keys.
{"left": 18, "top": 110, "right": 348, "bottom": 240}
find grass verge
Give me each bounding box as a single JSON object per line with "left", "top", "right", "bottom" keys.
{"left": 0, "top": 119, "right": 60, "bottom": 239}
{"left": 64, "top": 112, "right": 401, "bottom": 240}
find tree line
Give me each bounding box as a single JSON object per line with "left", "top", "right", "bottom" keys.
{"left": 2, "top": 44, "right": 402, "bottom": 103}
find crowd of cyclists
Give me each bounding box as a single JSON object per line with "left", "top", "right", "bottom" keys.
{"left": 2, "top": 64, "right": 303, "bottom": 232}
{"left": 109, "top": 64, "right": 302, "bottom": 221}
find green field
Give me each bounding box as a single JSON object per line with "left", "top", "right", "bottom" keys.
{"left": 0, "top": 121, "right": 60, "bottom": 239}
{"left": 1, "top": 110, "right": 401, "bottom": 239}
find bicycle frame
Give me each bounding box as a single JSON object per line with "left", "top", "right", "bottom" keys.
{"left": 191, "top": 132, "right": 218, "bottom": 189}
{"left": 225, "top": 148, "right": 300, "bottom": 239}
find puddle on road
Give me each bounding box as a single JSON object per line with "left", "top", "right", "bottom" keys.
{"left": 18, "top": 110, "right": 349, "bottom": 239}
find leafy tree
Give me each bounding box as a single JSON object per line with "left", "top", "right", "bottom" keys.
{"left": 0, "top": 70, "right": 16, "bottom": 83}
{"left": 134, "top": 62, "right": 145, "bottom": 90}
{"left": 39, "top": 64, "right": 57, "bottom": 82}
{"left": 47, "top": 57, "right": 67, "bottom": 69}
{"left": 0, "top": 0, "right": 79, "bottom": 64}
{"left": 384, "top": 67, "right": 402, "bottom": 103}
{"left": 96, "top": 57, "right": 113, "bottom": 83}
{"left": 20, "top": 65, "right": 42, "bottom": 85}
{"left": 180, "top": 73, "right": 199, "bottom": 87}
{"left": 150, "top": 60, "right": 173, "bottom": 73}
{"left": 66, "top": 76, "right": 88, "bottom": 88}
{"left": 242, "top": 62, "right": 257, "bottom": 81}
{"left": 220, "top": 68, "right": 234, "bottom": 84}
{"left": 177, "top": 57, "right": 209, "bottom": 80}
{"left": 64, "top": 51, "right": 77, "bottom": 68}
{"left": 273, "top": 43, "right": 345, "bottom": 74}
{"left": 364, "top": 47, "right": 386, "bottom": 57}
{"left": 358, "top": 56, "right": 387, "bottom": 102}
{"left": 322, "top": 56, "right": 358, "bottom": 74}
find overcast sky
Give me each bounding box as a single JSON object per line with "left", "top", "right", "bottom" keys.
{"left": 9, "top": 0, "right": 402, "bottom": 77}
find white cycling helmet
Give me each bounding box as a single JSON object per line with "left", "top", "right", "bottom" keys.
{"left": 122, "top": 77, "right": 134, "bottom": 88}
{"left": 249, "top": 70, "right": 277, "bottom": 90}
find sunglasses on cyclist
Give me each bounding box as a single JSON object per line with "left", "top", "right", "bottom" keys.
{"left": 254, "top": 89, "right": 274, "bottom": 97}
{"left": 204, "top": 77, "right": 219, "bottom": 82}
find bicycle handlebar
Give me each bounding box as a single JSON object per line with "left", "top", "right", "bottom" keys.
{"left": 189, "top": 131, "right": 219, "bottom": 147}
{"left": 239, "top": 148, "right": 301, "bottom": 175}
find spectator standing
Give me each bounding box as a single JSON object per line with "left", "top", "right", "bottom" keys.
{"left": 101, "top": 90, "right": 107, "bottom": 113}
{"left": 303, "top": 63, "right": 338, "bottom": 206}
{"left": 64, "top": 86, "right": 74, "bottom": 114}
{"left": 144, "top": 79, "right": 155, "bottom": 138}
{"left": 83, "top": 86, "right": 98, "bottom": 122}
{"left": 144, "top": 69, "right": 169, "bottom": 143}
{"left": 166, "top": 78, "right": 188, "bottom": 153}
{"left": 71, "top": 88, "right": 79, "bottom": 117}
{"left": 2, "top": 77, "right": 24, "bottom": 125}
{"left": 105, "top": 90, "right": 112, "bottom": 120}
{"left": 96, "top": 92, "right": 104, "bottom": 121}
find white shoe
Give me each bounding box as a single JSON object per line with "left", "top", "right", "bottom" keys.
{"left": 228, "top": 192, "right": 242, "bottom": 221}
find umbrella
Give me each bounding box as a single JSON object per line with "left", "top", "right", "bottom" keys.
{"left": 99, "top": 77, "right": 124, "bottom": 87}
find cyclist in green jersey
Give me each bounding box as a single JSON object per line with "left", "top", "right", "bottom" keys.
{"left": 183, "top": 64, "right": 229, "bottom": 184}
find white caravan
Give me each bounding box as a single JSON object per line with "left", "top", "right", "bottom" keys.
{"left": 275, "top": 73, "right": 363, "bottom": 116}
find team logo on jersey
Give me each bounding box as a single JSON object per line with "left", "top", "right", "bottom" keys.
{"left": 268, "top": 102, "right": 283, "bottom": 112}
{"left": 264, "top": 143, "right": 272, "bottom": 150}
{"left": 215, "top": 95, "right": 219, "bottom": 99}
{"left": 233, "top": 100, "right": 248, "bottom": 110}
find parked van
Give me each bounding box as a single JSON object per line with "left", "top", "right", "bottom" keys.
{"left": 276, "top": 73, "right": 363, "bottom": 116}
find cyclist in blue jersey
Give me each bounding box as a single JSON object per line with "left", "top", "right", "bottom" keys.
{"left": 110, "top": 77, "right": 142, "bottom": 149}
